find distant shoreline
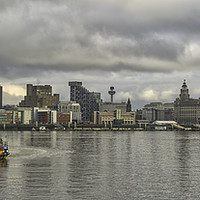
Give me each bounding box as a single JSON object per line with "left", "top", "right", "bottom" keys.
{"left": 0, "top": 124, "right": 198, "bottom": 131}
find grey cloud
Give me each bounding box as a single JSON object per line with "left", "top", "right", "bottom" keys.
{"left": 1, "top": 0, "right": 200, "bottom": 75}
{"left": 1, "top": 0, "right": 200, "bottom": 109}
{"left": 104, "top": 35, "right": 185, "bottom": 61}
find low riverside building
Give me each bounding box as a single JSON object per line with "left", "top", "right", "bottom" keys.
{"left": 3, "top": 106, "right": 73, "bottom": 126}
{"left": 0, "top": 109, "right": 19, "bottom": 124}
{"left": 17, "top": 107, "right": 32, "bottom": 124}
{"left": 32, "top": 108, "right": 57, "bottom": 125}
{"left": 93, "top": 110, "right": 135, "bottom": 125}
{"left": 135, "top": 109, "right": 143, "bottom": 121}
{"left": 0, "top": 107, "right": 32, "bottom": 125}
{"left": 152, "top": 120, "right": 177, "bottom": 125}
{"left": 174, "top": 80, "right": 200, "bottom": 126}
{"left": 33, "top": 107, "right": 73, "bottom": 125}
{"left": 54, "top": 101, "right": 81, "bottom": 123}
{"left": 142, "top": 102, "right": 174, "bottom": 122}
{"left": 0, "top": 105, "right": 74, "bottom": 126}
{"left": 150, "top": 121, "right": 185, "bottom": 131}
{"left": 57, "top": 113, "right": 71, "bottom": 124}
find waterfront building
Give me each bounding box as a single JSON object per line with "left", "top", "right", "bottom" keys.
{"left": 33, "top": 108, "right": 57, "bottom": 125}
{"left": 54, "top": 101, "right": 81, "bottom": 123}
{"left": 57, "top": 113, "right": 71, "bottom": 124}
{"left": 142, "top": 102, "right": 174, "bottom": 122}
{"left": 93, "top": 110, "right": 135, "bottom": 125}
{"left": 68, "top": 81, "right": 100, "bottom": 122}
{"left": 0, "top": 109, "right": 19, "bottom": 124}
{"left": 95, "top": 86, "right": 133, "bottom": 125}
{"left": 19, "top": 84, "right": 59, "bottom": 108}
{"left": 0, "top": 85, "right": 2, "bottom": 108}
{"left": 17, "top": 107, "right": 32, "bottom": 124}
{"left": 174, "top": 80, "right": 200, "bottom": 126}
{"left": 135, "top": 109, "right": 143, "bottom": 121}
{"left": 163, "top": 103, "right": 174, "bottom": 121}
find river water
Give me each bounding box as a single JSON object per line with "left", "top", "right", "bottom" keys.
{"left": 0, "top": 131, "right": 200, "bottom": 200}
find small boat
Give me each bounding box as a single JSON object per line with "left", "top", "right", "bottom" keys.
{"left": 39, "top": 126, "right": 47, "bottom": 131}
{"left": 0, "top": 138, "right": 9, "bottom": 160}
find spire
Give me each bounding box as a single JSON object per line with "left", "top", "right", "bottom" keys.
{"left": 180, "top": 79, "right": 190, "bottom": 100}
{"left": 126, "top": 98, "right": 132, "bottom": 112}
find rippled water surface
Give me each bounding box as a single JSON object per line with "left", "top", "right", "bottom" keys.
{"left": 0, "top": 131, "right": 200, "bottom": 199}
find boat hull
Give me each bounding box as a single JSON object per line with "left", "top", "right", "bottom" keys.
{"left": 0, "top": 145, "right": 9, "bottom": 160}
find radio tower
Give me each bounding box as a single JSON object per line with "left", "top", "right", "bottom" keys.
{"left": 108, "top": 86, "right": 116, "bottom": 103}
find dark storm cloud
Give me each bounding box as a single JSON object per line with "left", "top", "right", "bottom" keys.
{"left": 1, "top": 0, "right": 200, "bottom": 77}
{"left": 2, "top": 0, "right": 200, "bottom": 107}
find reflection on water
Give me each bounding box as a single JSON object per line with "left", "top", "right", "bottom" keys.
{"left": 0, "top": 131, "right": 200, "bottom": 199}
{"left": 0, "top": 159, "right": 8, "bottom": 167}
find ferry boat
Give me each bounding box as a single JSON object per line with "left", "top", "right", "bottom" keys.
{"left": 0, "top": 138, "right": 9, "bottom": 160}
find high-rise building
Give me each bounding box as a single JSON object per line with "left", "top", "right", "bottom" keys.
{"left": 68, "top": 81, "right": 100, "bottom": 121}
{"left": 0, "top": 85, "right": 2, "bottom": 108}
{"left": 19, "top": 84, "right": 59, "bottom": 108}
{"left": 174, "top": 80, "right": 200, "bottom": 125}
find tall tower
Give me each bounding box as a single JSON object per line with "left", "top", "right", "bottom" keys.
{"left": 0, "top": 85, "right": 2, "bottom": 108}
{"left": 108, "top": 86, "right": 116, "bottom": 103}
{"left": 174, "top": 79, "right": 200, "bottom": 125}
{"left": 179, "top": 79, "right": 190, "bottom": 101}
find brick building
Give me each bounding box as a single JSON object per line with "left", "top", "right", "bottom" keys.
{"left": 19, "top": 84, "right": 59, "bottom": 108}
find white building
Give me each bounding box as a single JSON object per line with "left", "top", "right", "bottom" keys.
{"left": 54, "top": 101, "right": 81, "bottom": 123}
{"left": 32, "top": 107, "right": 57, "bottom": 125}
{"left": 17, "top": 107, "right": 32, "bottom": 124}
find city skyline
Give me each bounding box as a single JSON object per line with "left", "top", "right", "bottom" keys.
{"left": 1, "top": 1, "right": 200, "bottom": 108}
{"left": 0, "top": 79, "right": 197, "bottom": 111}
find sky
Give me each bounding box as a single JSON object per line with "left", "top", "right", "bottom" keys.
{"left": 1, "top": 0, "right": 200, "bottom": 109}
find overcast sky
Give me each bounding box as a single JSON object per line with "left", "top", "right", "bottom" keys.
{"left": 1, "top": 0, "right": 200, "bottom": 109}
